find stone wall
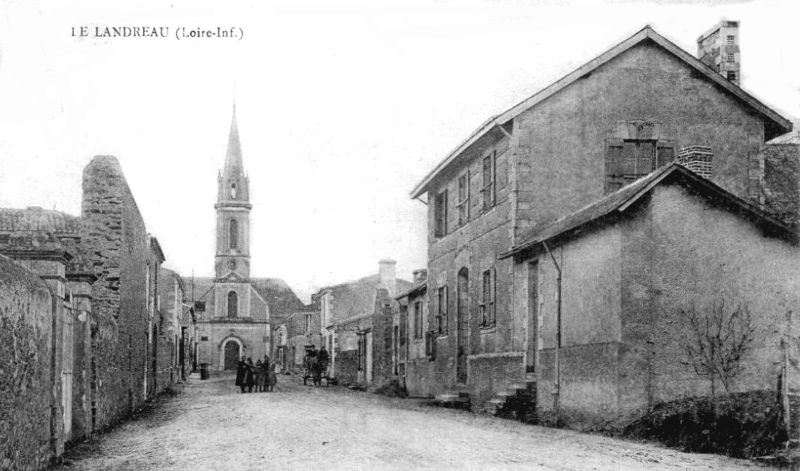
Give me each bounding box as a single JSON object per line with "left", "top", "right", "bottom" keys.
{"left": 81, "top": 155, "right": 151, "bottom": 430}
{"left": 0, "top": 254, "right": 54, "bottom": 471}
{"left": 762, "top": 141, "right": 800, "bottom": 227}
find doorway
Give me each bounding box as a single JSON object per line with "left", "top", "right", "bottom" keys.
{"left": 223, "top": 341, "right": 240, "bottom": 370}
{"left": 457, "top": 267, "right": 469, "bottom": 385}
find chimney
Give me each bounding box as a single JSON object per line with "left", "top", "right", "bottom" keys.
{"left": 677, "top": 146, "right": 714, "bottom": 179}
{"left": 378, "top": 259, "right": 397, "bottom": 296}
{"left": 697, "top": 20, "right": 740, "bottom": 86}
{"left": 412, "top": 269, "right": 428, "bottom": 284}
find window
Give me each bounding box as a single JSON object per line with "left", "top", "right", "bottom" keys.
{"left": 201, "top": 336, "right": 209, "bottom": 341}
{"left": 230, "top": 183, "right": 237, "bottom": 199}
{"left": 414, "top": 301, "right": 423, "bottom": 340}
{"left": 605, "top": 138, "right": 674, "bottom": 194}
{"left": 434, "top": 190, "right": 448, "bottom": 237}
{"left": 227, "top": 291, "right": 238, "bottom": 318}
{"left": 457, "top": 172, "right": 469, "bottom": 226}
{"left": 436, "top": 286, "right": 448, "bottom": 336}
{"left": 481, "top": 151, "right": 496, "bottom": 210}
{"left": 425, "top": 330, "right": 437, "bottom": 360}
{"left": 727, "top": 35, "right": 735, "bottom": 45}
{"left": 305, "top": 314, "right": 312, "bottom": 334}
{"left": 726, "top": 53, "right": 735, "bottom": 62}
{"left": 480, "top": 268, "right": 496, "bottom": 328}
{"left": 727, "top": 71, "right": 737, "bottom": 81}
{"left": 229, "top": 219, "right": 238, "bottom": 250}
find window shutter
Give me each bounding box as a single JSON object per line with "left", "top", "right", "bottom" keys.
{"left": 657, "top": 139, "right": 676, "bottom": 167}
{"left": 605, "top": 138, "right": 624, "bottom": 194}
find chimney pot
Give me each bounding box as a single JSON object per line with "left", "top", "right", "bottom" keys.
{"left": 378, "top": 259, "right": 397, "bottom": 296}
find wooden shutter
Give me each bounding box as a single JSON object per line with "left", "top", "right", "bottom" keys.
{"left": 605, "top": 138, "right": 624, "bottom": 194}
{"left": 656, "top": 139, "right": 676, "bottom": 167}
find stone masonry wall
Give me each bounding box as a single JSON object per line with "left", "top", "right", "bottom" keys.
{"left": 762, "top": 142, "right": 800, "bottom": 227}
{"left": 0, "top": 254, "right": 54, "bottom": 471}
{"left": 81, "top": 155, "right": 150, "bottom": 430}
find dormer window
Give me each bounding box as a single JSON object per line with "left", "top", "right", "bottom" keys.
{"left": 230, "top": 183, "right": 237, "bottom": 199}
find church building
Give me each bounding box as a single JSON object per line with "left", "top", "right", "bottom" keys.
{"left": 189, "top": 107, "right": 307, "bottom": 371}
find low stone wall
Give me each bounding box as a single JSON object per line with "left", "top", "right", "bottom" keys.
{"left": 0, "top": 255, "right": 54, "bottom": 471}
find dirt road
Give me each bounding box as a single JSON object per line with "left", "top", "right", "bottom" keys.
{"left": 57, "top": 373, "right": 767, "bottom": 470}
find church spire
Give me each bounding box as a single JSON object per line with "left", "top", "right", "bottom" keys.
{"left": 218, "top": 103, "right": 250, "bottom": 203}
{"left": 224, "top": 103, "right": 243, "bottom": 175}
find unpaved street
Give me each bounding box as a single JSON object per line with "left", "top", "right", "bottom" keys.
{"left": 58, "top": 374, "right": 767, "bottom": 470}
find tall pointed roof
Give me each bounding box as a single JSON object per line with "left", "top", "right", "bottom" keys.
{"left": 224, "top": 103, "right": 244, "bottom": 174}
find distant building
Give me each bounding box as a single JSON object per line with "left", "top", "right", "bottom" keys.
{"left": 316, "top": 260, "right": 413, "bottom": 387}
{"left": 188, "top": 107, "right": 307, "bottom": 371}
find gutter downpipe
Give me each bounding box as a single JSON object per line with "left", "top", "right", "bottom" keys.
{"left": 542, "top": 240, "right": 562, "bottom": 422}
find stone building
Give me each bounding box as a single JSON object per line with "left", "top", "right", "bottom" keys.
{"left": 157, "top": 268, "right": 188, "bottom": 384}
{"left": 502, "top": 164, "right": 800, "bottom": 427}
{"left": 408, "top": 23, "right": 795, "bottom": 424}
{"left": 187, "top": 108, "right": 306, "bottom": 371}
{"left": 316, "top": 260, "right": 413, "bottom": 386}
{"left": 0, "top": 154, "right": 178, "bottom": 468}
{"left": 283, "top": 304, "right": 321, "bottom": 373}
{"left": 394, "top": 269, "right": 428, "bottom": 395}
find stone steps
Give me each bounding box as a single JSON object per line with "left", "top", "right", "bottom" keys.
{"left": 485, "top": 379, "right": 537, "bottom": 422}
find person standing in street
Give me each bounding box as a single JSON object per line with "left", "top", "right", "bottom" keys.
{"left": 235, "top": 357, "right": 247, "bottom": 393}
{"left": 244, "top": 357, "right": 256, "bottom": 393}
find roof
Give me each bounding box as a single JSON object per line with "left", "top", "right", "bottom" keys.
{"left": 501, "top": 163, "right": 795, "bottom": 259}
{"left": 767, "top": 130, "right": 800, "bottom": 145}
{"left": 396, "top": 280, "right": 427, "bottom": 300}
{"left": 0, "top": 207, "right": 81, "bottom": 234}
{"left": 248, "top": 278, "right": 307, "bottom": 314}
{"left": 411, "top": 25, "right": 793, "bottom": 199}
{"left": 319, "top": 273, "right": 414, "bottom": 322}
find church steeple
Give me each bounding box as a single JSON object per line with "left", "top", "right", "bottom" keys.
{"left": 215, "top": 104, "right": 251, "bottom": 281}
{"left": 218, "top": 104, "right": 250, "bottom": 203}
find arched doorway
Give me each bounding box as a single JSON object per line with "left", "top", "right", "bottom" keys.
{"left": 223, "top": 340, "right": 241, "bottom": 371}
{"left": 457, "top": 267, "right": 470, "bottom": 385}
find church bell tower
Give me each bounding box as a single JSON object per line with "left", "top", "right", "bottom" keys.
{"left": 215, "top": 105, "right": 251, "bottom": 281}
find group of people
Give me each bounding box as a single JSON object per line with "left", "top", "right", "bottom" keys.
{"left": 235, "top": 355, "right": 277, "bottom": 393}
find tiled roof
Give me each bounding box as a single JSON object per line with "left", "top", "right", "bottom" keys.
{"left": 502, "top": 163, "right": 794, "bottom": 259}
{"left": 0, "top": 207, "right": 81, "bottom": 234}
{"left": 249, "top": 278, "right": 307, "bottom": 315}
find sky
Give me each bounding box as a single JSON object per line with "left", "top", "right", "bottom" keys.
{"left": 1, "top": 0, "right": 798, "bottom": 302}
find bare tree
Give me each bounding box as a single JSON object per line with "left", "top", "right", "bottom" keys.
{"left": 679, "top": 300, "right": 757, "bottom": 396}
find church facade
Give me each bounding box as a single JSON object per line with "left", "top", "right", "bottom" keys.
{"left": 191, "top": 108, "right": 306, "bottom": 371}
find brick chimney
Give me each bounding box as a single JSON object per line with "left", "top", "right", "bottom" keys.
{"left": 379, "top": 259, "right": 397, "bottom": 296}
{"left": 412, "top": 269, "right": 428, "bottom": 284}
{"left": 697, "top": 20, "right": 740, "bottom": 86}
{"left": 678, "top": 146, "right": 714, "bottom": 179}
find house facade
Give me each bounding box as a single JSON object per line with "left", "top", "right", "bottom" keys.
{"left": 409, "top": 23, "right": 794, "bottom": 416}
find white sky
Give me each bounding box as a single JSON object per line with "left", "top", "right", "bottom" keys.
{"left": 1, "top": 0, "right": 798, "bottom": 302}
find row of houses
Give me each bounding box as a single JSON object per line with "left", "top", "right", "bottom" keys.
{"left": 277, "top": 21, "right": 800, "bottom": 435}
{"left": 0, "top": 156, "right": 198, "bottom": 470}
